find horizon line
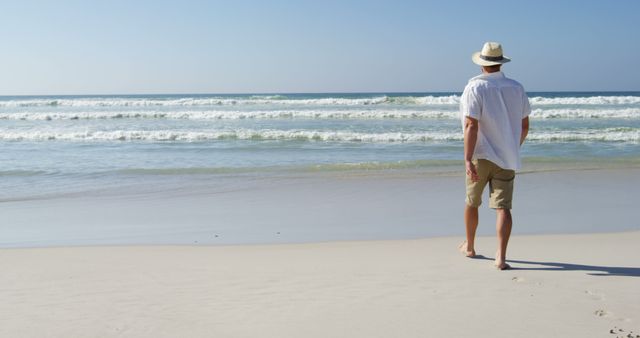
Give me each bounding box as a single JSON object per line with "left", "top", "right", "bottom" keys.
{"left": 1, "top": 89, "right": 640, "bottom": 97}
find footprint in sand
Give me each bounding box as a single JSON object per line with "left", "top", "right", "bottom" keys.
{"left": 609, "top": 326, "right": 640, "bottom": 338}
{"left": 585, "top": 289, "right": 605, "bottom": 301}
{"left": 511, "top": 276, "right": 525, "bottom": 283}
{"left": 594, "top": 309, "right": 611, "bottom": 317}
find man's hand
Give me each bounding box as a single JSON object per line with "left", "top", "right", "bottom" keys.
{"left": 463, "top": 117, "right": 479, "bottom": 182}
{"left": 466, "top": 160, "right": 479, "bottom": 182}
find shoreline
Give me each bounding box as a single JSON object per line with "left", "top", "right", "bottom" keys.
{"left": 3, "top": 165, "right": 639, "bottom": 337}
{"left": 2, "top": 166, "right": 640, "bottom": 248}
{"left": 2, "top": 227, "right": 639, "bottom": 251}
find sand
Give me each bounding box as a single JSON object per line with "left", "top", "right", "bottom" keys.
{"left": 1, "top": 231, "right": 639, "bottom": 338}
{"left": 1, "top": 167, "right": 639, "bottom": 337}
{"left": 2, "top": 168, "right": 639, "bottom": 247}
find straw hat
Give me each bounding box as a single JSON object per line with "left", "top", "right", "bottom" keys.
{"left": 472, "top": 42, "right": 511, "bottom": 66}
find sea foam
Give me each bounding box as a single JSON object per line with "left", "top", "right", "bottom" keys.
{"left": 0, "top": 95, "right": 460, "bottom": 107}
{"left": 529, "top": 96, "right": 640, "bottom": 105}
{"left": 0, "top": 129, "right": 463, "bottom": 142}
{"left": 1, "top": 128, "right": 638, "bottom": 143}
{"left": 2, "top": 108, "right": 639, "bottom": 121}
{"left": 1, "top": 95, "right": 639, "bottom": 108}
{"left": 0, "top": 109, "right": 459, "bottom": 120}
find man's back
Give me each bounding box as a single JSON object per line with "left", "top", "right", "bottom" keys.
{"left": 460, "top": 71, "right": 531, "bottom": 170}
{"left": 461, "top": 41, "right": 531, "bottom": 270}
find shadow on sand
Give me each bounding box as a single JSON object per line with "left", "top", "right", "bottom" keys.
{"left": 472, "top": 255, "right": 640, "bottom": 277}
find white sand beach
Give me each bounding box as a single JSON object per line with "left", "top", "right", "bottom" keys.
{"left": 1, "top": 167, "right": 639, "bottom": 337}
{"left": 1, "top": 231, "right": 639, "bottom": 338}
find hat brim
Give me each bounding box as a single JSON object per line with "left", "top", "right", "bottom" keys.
{"left": 472, "top": 52, "right": 511, "bottom": 66}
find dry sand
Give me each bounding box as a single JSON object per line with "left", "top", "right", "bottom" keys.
{"left": 1, "top": 231, "right": 639, "bottom": 338}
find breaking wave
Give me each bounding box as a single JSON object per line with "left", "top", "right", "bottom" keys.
{"left": 530, "top": 108, "right": 640, "bottom": 119}
{"left": 0, "top": 109, "right": 459, "bottom": 120}
{"left": 1, "top": 108, "right": 639, "bottom": 121}
{"left": 529, "top": 96, "right": 640, "bottom": 105}
{"left": 1, "top": 95, "right": 639, "bottom": 108}
{"left": 1, "top": 128, "right": 638, "bottom": 143}
{"left": 0, "top": 96, "right": 392, "bottom": 107}
{"left": 0, "top": 129, "right": 463, "bottom": 142}
{"left": 0, "top": 95, "right": 459, "bottom": 107}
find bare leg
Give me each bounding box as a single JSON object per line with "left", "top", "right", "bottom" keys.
{"left": 460, "top": 204, "right": 478, "bottom": 257}
{"left": 495, "top": 208, "right": 512, "bottom": 270}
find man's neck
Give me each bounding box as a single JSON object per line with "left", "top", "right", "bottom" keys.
{"left": 482, "top": 69, "right": 501, "bottom": 74}
{"left": 481, "top": 65, "right": 502, "bottom": 74}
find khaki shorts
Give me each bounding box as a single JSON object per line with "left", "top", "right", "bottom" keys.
{"left": 466, "top": 159, "right": 515, "bottom": 209}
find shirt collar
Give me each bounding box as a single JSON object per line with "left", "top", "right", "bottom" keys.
{"left": 471, "top": 71, "right": 505, "bottom": 81}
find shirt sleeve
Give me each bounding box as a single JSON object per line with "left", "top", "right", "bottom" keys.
{"left": 522, "top": 91, "right": 531, "bottom": 118}
{"left": 460, "top": 85, "right": 481, "bottom": 120}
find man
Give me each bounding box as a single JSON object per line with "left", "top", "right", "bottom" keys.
{"left": 458, "top": 42, "right": 530, "bottom": 270}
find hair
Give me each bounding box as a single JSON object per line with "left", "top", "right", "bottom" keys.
{"left": 482, "top": 64, "right": 502, "bottom": 73}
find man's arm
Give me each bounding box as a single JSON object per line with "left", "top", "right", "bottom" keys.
{"left": 464, "top": 116, "right": 479, "bottom": 182}
{"left": 520, "top": 116, "right": 529, "bottom": 145}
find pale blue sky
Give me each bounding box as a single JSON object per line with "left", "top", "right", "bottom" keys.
{"left": 1, "top": 0, "right": 638, "bottom": 95}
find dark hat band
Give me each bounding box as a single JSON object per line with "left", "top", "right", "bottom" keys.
{"left": 480, "top": 54, "right": 504, "bottom": 62}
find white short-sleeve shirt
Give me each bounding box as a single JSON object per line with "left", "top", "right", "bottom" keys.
{"left": 460, "top": 71, "right": 531, "bottom": 170}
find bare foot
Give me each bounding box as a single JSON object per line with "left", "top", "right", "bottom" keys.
{"left": 458, "top": 241, "right": 476, "bottom": 257}
{"left": 495, "top": 262, "right": 511, "bottom": 270}
{"left": 495, "top": 251, "right": 510, "bottom": 270}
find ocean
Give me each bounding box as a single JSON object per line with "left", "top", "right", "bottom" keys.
{"left": 1, "top": 92, "right": 640, "bottom": 201}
